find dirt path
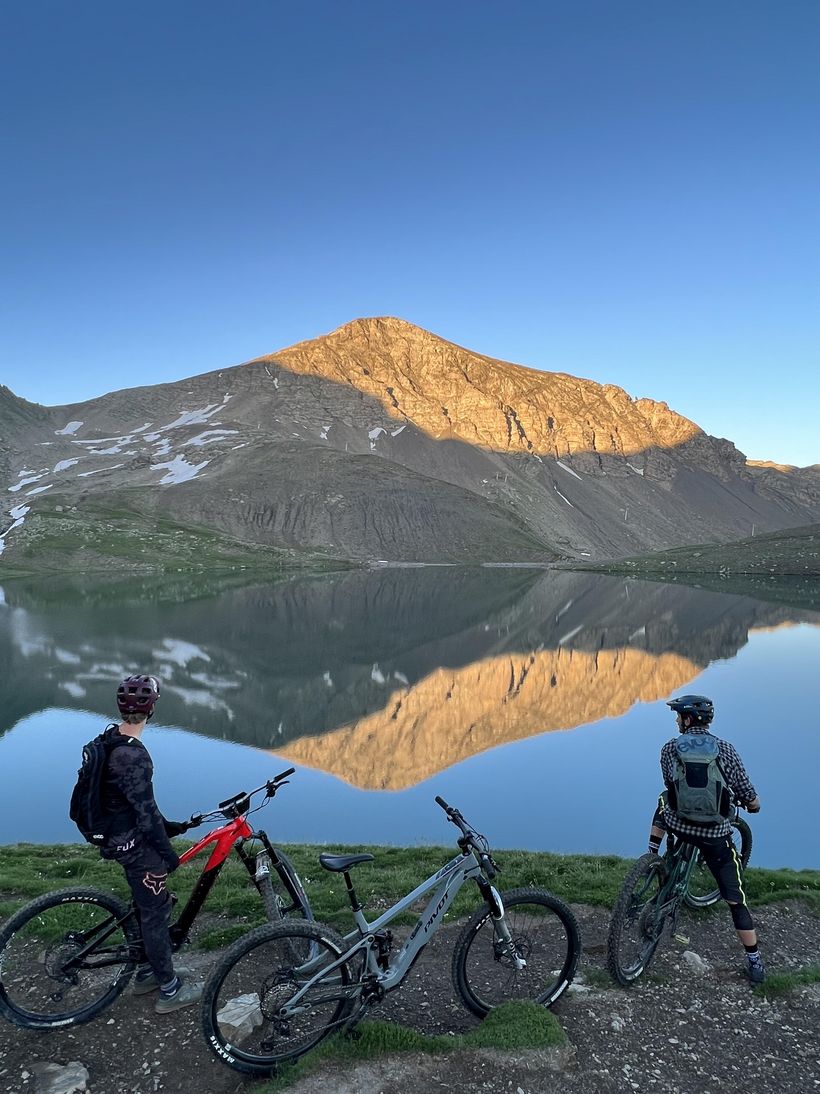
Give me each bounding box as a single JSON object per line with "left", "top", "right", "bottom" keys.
{"left": 1, "top": 902, "right": 818, "bottom": 1094}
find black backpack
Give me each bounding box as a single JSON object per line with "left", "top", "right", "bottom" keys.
{"left": 69, "top": 725, "right": 132, "bottom": 846}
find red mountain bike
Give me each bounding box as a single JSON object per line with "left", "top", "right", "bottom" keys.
{"left": 0, "top": 768, "right": 312, "bottom": 1030}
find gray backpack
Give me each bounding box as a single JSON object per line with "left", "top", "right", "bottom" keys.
{"left": 671, "top": 733, "right": 730, "bottom": 824}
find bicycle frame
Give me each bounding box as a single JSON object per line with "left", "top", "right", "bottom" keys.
{"left": 282, "top": 846, "right": 512, "bottom": 1014}
{"left": 168, "top": 814, "right": 272, "bottom": 948}
{"left": 647, "top": 839, "right": 699, "bottom": 929}
{"left": 57, "top": 817, "right": 272, "bottom": 974}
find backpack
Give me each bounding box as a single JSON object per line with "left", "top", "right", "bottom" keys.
{"left": 670, "top": 732, "right": 731, "bottom": 825}
{"left": 69, "top": 725, "right": 132, "bottom": 846}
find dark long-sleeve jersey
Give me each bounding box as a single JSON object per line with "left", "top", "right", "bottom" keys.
{"left": 100, "top": 733, "right": 178, "bottom": 867}
{"left": 660, "top": 726, "right": 757, "bottom": 838}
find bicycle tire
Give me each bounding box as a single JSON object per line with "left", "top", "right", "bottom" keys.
{"left": 0, "top": 887, "right": 139, "bottom": 1029}
{"left": 607, "top": 854, "right": 669, "bottom": 986}
{"left": 684, "top": 819, "right": 753, "bottom": 909}
{"left": 202, "top": 919, "right": 355, "bottom": 1077}
{"left": 452, "top": 887, "right": 580, "bottom": 1018}
{"left": 257, "top": 849, "right": 314, "bottom": 926}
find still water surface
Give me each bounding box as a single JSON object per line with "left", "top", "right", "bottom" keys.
{"left": 0, "top": 569, "right": 817, "bottom": 868}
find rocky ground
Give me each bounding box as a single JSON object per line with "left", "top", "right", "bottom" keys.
{"left": 1, "top": 901, "right": 817, "bottom": 1094}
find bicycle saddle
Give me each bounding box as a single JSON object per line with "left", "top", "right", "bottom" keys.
{"left": 319, "top": 853, "right": 375, "bottom": 873}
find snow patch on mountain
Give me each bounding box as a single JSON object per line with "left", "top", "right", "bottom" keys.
{"left": 151, "top": 455, "right": 210, "bottom": 485}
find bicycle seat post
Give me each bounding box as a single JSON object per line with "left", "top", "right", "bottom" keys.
{"left": 343, "top": 871, "right": 363, "bottom": 915}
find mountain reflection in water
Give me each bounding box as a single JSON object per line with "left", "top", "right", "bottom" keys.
{"left": 1, "top": 568, "right": 818, "bottom": 791}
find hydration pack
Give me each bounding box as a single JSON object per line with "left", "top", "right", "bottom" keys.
{"left": 69, "top": 725, "right": 131, "bottom": 846}
{"left": 670, "top": 733, "right": 731, "bottom": 825}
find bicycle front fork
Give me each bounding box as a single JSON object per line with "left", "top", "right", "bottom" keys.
{"left": 479, "top": 882, "right": 527, "bottom": 971}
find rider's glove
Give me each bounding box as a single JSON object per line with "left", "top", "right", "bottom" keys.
{"left": 163, "top": 819, "right": 191, "bottom": 837}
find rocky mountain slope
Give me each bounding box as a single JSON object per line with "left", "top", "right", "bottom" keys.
{"left": 2, "top": 318, "right": 819, "bottom": 566}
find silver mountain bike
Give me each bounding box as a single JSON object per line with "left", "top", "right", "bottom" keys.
{"left": 201, "top": 795, "right": 581, "bottom": 1076}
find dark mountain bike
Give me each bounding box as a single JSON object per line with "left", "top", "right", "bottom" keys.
{"left": 0, "top": 769, "right": 312, "bottom": 1030}
{"left": 201, "top": 796, "right": 581, "bottom": 1077}
{"left": 607, "top": 805, "right": 753, "bottom": 986}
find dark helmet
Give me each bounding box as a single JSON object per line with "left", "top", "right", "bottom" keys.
{"left": 117, "top": 674, "right": 161, "bottom": 718}
{"left": 666, "top": 694, "right": 714, "bottom": 725}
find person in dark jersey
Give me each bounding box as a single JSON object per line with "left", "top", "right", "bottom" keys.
{"left": 100, "top": 674, "right": 202, "bottom": 1013}
{"left": 648, "top": 694, "right": 764, "bottom": 985}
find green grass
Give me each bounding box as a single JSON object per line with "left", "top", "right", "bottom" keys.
{"left": 257, "top": 1002, "right": 567, "bottom": 1092}
{"left": 2, "top": 499, "right": 351, "bottom": 577}
{"left": 756, "top": 964, "right": 820, "bottom": 997}
{"left": 1, "top": 842, "right": 818, "bottom": 943}
{"left": 573, "top": 523, "right": 820, "bottom": 585}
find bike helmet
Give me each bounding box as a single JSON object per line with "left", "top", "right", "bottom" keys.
{"left": 117, "top": 674, "right": 161, "bottom": 718}
{"left": 666, "top": 694, "right": 714, "bottom": 725}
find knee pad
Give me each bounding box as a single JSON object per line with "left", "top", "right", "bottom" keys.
{"left": 729, "top": 902, "right": 754, "bottom": 931}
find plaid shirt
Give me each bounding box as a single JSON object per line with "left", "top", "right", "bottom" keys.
{"left": 660, "top": 726, "right": 757, "bottom": 839}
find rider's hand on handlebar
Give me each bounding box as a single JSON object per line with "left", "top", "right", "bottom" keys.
{"left": 165, "top": 814, "right": 203, "bottom": 836}
{"left": 746, "top": 797, "right": 761, "bottom": 814}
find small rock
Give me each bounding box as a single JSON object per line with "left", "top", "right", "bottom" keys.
{"left": 215, "top": 992, "right": 263, "bottom": 1042}
{"left": 611, "top": 1015, "right": 626, "bottom": 1032}
{"left": 29, "top": 1061, "right": 89, "bottom": 1094}
{"left": 682, "top": 950, "right": 712, "bottom": 975}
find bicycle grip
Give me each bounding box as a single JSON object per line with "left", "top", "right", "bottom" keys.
{"left": 274, "top": 767, "right": 296, "bottom": 782}
{"left": 435, "top": 795, "right": 452, "bottom": 812}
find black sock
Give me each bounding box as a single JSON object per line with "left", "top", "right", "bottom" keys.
{"left": 160, "top": 975, "right": 180, "bottom": 996}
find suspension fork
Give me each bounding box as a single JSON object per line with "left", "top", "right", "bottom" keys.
{"left": 475, "top": 876, "right": 527, "bottom": 971}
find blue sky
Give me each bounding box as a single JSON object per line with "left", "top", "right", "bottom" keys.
{"left": 2, "top": 1, "right": 818, "bottom": 465}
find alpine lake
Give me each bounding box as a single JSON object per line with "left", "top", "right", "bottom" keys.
{"left": 1, "top": 566, "right": 817, "bottom": 869}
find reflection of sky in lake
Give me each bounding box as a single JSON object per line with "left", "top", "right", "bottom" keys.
{"left": 1, "top": 622, "right": 816, "bottom": 869}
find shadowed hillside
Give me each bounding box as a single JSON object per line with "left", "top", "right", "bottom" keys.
{"left": 2, "top": 319, "right": 819, "bottom": 568}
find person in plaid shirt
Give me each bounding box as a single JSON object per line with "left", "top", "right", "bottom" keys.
{"left": 648, "top": 695, "right": 764, "bottom": 984}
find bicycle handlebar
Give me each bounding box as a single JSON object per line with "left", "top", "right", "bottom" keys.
{"left": 435, "top": 795, "right": 497, "bottom": 876}
{"left": 435, "top": 795, "right": 471, "bottom": 838}
{"left": 187, "top": 767, "right": 297, "bottom": 827}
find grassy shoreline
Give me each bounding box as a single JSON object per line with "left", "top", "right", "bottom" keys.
{"left": 2, "top": 842, "right": 818, "bottom": 949}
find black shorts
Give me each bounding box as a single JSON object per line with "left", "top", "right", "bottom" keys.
{"left": 682, "top": 833, "right": 748, "bottom": 905}
{"left": 652, "top": 792, "right": 747, "bottom": 905}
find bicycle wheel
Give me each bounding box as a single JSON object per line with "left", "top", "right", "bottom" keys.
{"left": 0, "top": 888, "right": 139, "bottom": 1029}
{"left": 684, "top": 819, "right": 753, "bottom": 909}
{"left": 202, "top": 920, "right": 355, "bottom": 1077}
{"left": 452, "top": 887, "right": 580, "bottom": 1018}
{"left": 607, "top": 854, "right": 669, "bottom": 986}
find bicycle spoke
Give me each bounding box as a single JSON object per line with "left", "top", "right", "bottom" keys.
{"left": 203, "top": 921, "right": 354, "bottom": 1077}
{"left": 0, "top": 890, "right": 136, "bottom": 1028}
{"left": 453, "top": 888, "right": 579, "bottom": 1015}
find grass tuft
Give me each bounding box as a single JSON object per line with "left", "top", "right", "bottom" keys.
{"left": 756, "top": 964, "right": 820, "bottom": 997}
{"left": 258, "top": 1002, "right": 566, "bottom": 1091}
